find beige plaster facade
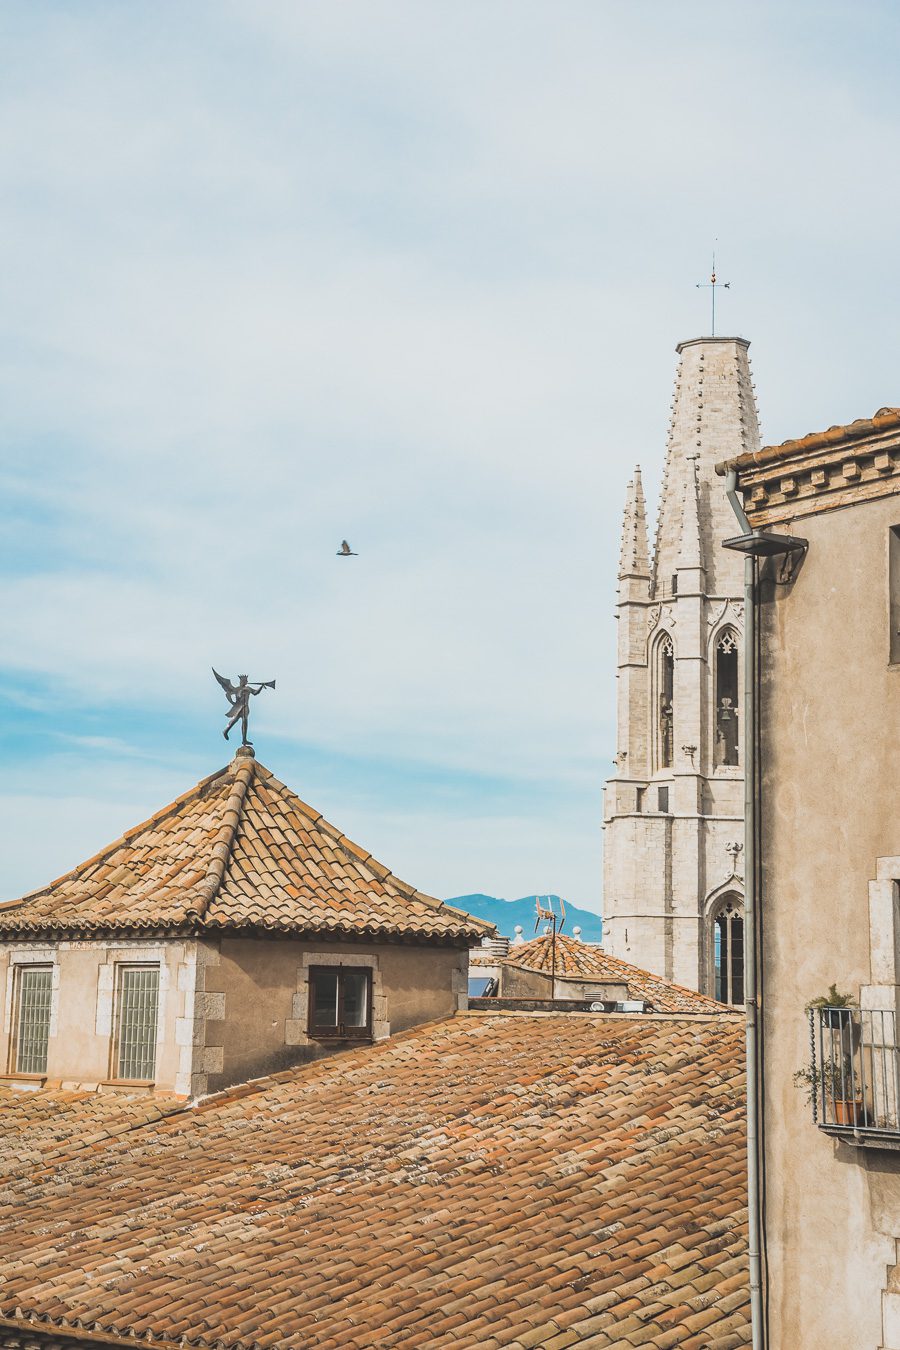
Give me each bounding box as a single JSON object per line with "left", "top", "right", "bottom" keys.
{"left": 0, "top": 935, "right": 469, "bottom": 1099}
{"left": 203, "top": 936, "right": 468, "bottom": 1095}
{"left": 727, "top": 408, "right": 900, "bottom": 1350}
{"left": 603, "top": 336, "right": 758, "bottom": 996}
{"left": 0, "top": 938, "right": 193, "bottom": 1094}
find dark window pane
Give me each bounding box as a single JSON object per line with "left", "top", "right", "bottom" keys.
{"left": 312, "top": 970, "right": 339, "bottom": 1027}
{"left": 730, "top": 923, "right": 744, "bottom": 1003}
{"left": 714, "top": 911, "right": 743, "bottom": 1006}
{"left": 342, "top": 970, "right": 369, "bottom": 1028}
{"left": 715, "top": 632, "right": 740, "bottom": 767}
{"left": 659, "top": 641, "right": 674, "bottom": 769}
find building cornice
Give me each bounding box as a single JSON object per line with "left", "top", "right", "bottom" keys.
{"left": 716, "top": 407, "right": 900, "bottom": 528}
{"left": 676, "top": 336, "right": 750, "bottom": 353}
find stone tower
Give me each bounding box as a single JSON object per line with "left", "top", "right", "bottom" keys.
{"left": 601, "top": 336, "right": 760, "bottom": 1000}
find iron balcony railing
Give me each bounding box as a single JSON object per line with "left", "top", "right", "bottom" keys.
{"left": 806, "top": 1006, "right": 900, "bottom": 1137}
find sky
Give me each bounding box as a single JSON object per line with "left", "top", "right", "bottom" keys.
{"left": 1, "top": 1, "right": 899, "bottom": 913}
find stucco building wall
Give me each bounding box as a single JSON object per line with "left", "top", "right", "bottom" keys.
{"left": 758, "top": 494, "right": 900, "bottom": 1349}
{"left": 728, "top": 409, "right": 900, "bottom": 1350}
{"left": 0, "top": 934, "right": 469, "bottom": 1100}
{"left": 0, "top": 938, "right": 195, "bottom": 1094}
{"left": 202, "top": 936, "right": 468, "bottom": 1094}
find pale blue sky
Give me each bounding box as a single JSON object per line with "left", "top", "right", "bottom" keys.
{"left": 1, "top": 1, "right": 899, "bottom": 911}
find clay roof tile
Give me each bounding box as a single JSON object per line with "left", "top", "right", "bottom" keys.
{"left": 0, "top": 1010, "right": 747, "bottom": 1349}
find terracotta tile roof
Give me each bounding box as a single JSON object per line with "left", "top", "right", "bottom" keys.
{"left": 0, "top": 754, "right": 492, "bottom": 943}
{"left": 504, "top": 934, "right": 727, "bottom": 1012}
{"left": 0, "top": 1010, "right": 748, "bottom": 1349}
{"left": 717, "top": 405, "right": 900, "bottom": 474}
{"left": 0, "top": 1087, "right": 184, "bottom": 1186}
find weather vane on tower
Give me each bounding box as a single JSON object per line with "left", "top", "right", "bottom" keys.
{"left": 696, "top": 249, "right": 730, "bottom": 336}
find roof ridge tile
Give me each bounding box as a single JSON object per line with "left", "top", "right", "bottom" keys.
{"left": 186, "top": 755, "right": 256, "bottom": 921}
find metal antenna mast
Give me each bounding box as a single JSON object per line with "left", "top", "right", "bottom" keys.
{"left": 696, "top": 249, "right": 730, "bottom": 336}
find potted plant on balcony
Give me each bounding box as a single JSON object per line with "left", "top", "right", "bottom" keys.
{"left": 805, "top": 984, "right": 857, "bottom": 1029}
{"left": 794, "top": 986, "right": 862, "bottom": 1125}
{"left": 794, "top": 1056, "right": 862, "bottom": 1125}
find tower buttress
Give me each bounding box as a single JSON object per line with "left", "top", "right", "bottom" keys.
{"left": 618, "top": 466, "right": 650, "bottom": 590}
{"left": 613, "top": 468, "right": 651, "bottom": 787}
{"left": 676, "top": 455, "right": 703, "bottom": 578}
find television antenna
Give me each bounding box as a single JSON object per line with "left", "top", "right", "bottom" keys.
{"left": 535, "top": 896, "right": 566, "bottom": 989}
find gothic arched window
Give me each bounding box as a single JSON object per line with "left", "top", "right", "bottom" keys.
{"left": 714, "top": 628, "right": 739, "bottom": 767}
{"left": 713, "top": 896, "right": 744, "bottom": 1005}
{"left": 657, "top": 634, "right": 674, "bottom": 770}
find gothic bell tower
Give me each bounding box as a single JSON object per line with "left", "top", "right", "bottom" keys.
{"left": 601, "top": 336, "right": 760, "bottom": 999}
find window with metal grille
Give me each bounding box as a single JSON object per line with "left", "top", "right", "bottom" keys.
{"left": 308, "top": 966, "right": 372, "bottom": 1039}
{"left": 114, "top": 965, "right": 160, "bottom": 1081}
{"left": 12, "top": 966, "right": 52, "bottom": 1075}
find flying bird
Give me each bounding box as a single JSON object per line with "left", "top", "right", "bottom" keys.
{"left": 337, "top": 540, "right": 358, "bottom": 556}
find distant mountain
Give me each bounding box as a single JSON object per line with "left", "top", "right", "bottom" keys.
{"left": 445, "top": 893, "right": 603, "bottom": 943}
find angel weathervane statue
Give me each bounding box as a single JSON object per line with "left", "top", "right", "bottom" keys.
{"left": 212, "top": 669, "right": 276, "bottom": 746}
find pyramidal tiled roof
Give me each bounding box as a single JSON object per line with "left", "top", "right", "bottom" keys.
{"left": 0, "top": 751, "right": 493, "bottom": 943}
{"left": 504, "top": 932, "right": 726, "bottom": 1012}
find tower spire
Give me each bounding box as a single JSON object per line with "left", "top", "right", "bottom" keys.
{"left": 652, "top": 336, "right": 760, "bottom": 597}
{"left": 618, "top": 466, "right": 650, "bottom": 580}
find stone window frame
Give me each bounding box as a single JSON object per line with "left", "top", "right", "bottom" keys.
{"left": 711, "top": 623, "right": 741, "bottom": 772}
{"left": 110, "top": 963, "right": 162, "bottom": 1084}
{"left": 705, "top": 890, "right": 744, "bottom": 1006}
{"left": 96, "top": 944, "right": 170, "bottom": 1083}
{"left": 307, "top": 964, "right": 374, "bottom": 1040}
{"left": 286, "top": 951, "right": 389, "bottom": 1050}
{"left": 7, "top": 962, "right": 54, "bottom": 1077}
{"left": 3, "top": 948, "right": 59, "bottom": 1079}
{"left": 650, "top": 630, "right": 676, "bottom": 775}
